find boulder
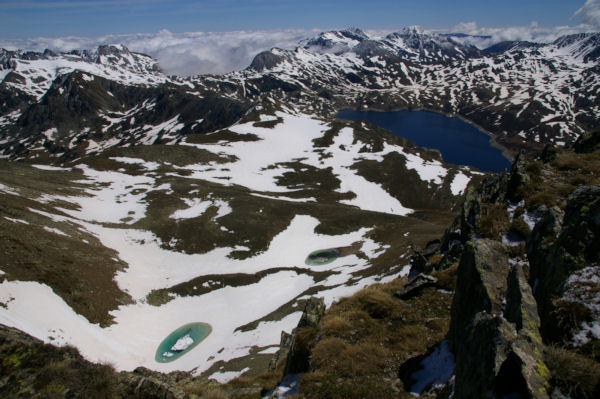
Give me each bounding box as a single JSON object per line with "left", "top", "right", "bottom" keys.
{"left": 394, "top": 273, "right": 438, "bottom": 299}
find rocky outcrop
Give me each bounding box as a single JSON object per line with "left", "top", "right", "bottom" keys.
{"left": 527, "top": 185, "right": 600, "bottom": 344}
{"left": 296, "top": 297, "right": 326, "bottom": 330}
{"left": 507, "top": 150, "right": 531, "bottom": 202}
{"left": 269, "top": 297, "right": 326, "bottom": 376}
{"left": 268, "top": 331, "right": 293, "bottom": 371}
{"left": 284, "top": 297, "right": 325, "bottom": 375}
{"left": 450, "top": 239, "right": 549, "bottom": 399}
{"left": 120, "top": 367, "right": 184, "bottom": 399}
{"left": 409, "top": 239, "right": 443, "bottom": 274}
{"left": 460, "top": 173, "right": 508, "bottom": 241}
{"left": 248, "top": 51, "right": 285, "bottom": 72}
{"left": 0, "top": 325, "right": 188, "bottom": 398}
{"left": 394, "top": 273, "right": 438, "bottom": 299}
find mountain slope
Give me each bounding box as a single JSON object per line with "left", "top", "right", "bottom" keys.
{"left": 0, "top": 28, "right": 598, "bottom": 385}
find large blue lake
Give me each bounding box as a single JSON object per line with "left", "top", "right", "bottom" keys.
{"left": 336, "top": 109, "right": 512, "bottom": 173}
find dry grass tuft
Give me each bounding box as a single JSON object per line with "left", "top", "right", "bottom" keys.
{"left": 478, "top": 203, "right": 510, "bottom": 239}
{"left": 432, "top": 264, "right": 459, "bottom": 291}
{"left": 544, "top": 345, "right": 600, "bottom": 399}
{"left": 320, "top": 315, "right": 353, "bottom": 337}
{"left": 299, "top": 276, "right": 452, "bottom": 399}
{"left": 352, "top": 287, "right": 398, "bottom": 319}
{"left": 428, "top": 253, "right": 444, "bottom": 267}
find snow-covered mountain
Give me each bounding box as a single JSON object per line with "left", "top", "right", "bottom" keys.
{"left": 0, "top": 44, "right": 164, "bottom": 99}
{"left": 1, "top": 28, "right": 599, "bottom": 161}
{"left": 229, "top": 28, "right": 600, "bottom": 152}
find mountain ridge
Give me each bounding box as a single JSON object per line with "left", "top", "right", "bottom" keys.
{"left": 2, "top": 28, "right": 598, "bottom": 162}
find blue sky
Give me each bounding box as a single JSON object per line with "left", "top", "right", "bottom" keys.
{"left": 0, "top": 0, "right": 594, "bottom": 38}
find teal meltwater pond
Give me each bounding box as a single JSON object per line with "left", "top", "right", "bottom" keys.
{"left": 155, "top": 322, "right": 212, "bottom": 363}
{"left": 306, "top": 248, "right": 341, "bottom": 266}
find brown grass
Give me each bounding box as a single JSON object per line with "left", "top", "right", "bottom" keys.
{"left": 35, "top": 358, "right": 119, "bottom": 399}
{"left": 432, "top": 264, "right": 459, "bottom": 291}
{"left": 478, "top": 203, "right": 510, "bottom": 239}
{"left": 299, "top": 277, "right": 452, "bottom": 399}
{"left": 510, "top": 217, "right": 531, "bottom": 239}
{"left": 522, "top": 148, "right": 600, "bottom": 209}
{"left": 351, "top": 286, "right": 398, "bottom": 319}
{"left": 544, "top": 345, "right": 600, "bottom": 399}
{"left": 552, "top": 300, "right": 594, "bottom": 342}
{"left": 428, "top": 253, "right": 444, "bottom": 267}
{"left": 320, "top": 315, "right": 353, "bottom": 337}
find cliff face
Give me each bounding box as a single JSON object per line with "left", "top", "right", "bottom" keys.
{"left": 440, "top": 132, "right": 600, "bottom": 398}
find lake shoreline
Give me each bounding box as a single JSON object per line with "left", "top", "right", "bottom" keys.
{"left": 335, "top": 105, "right": 515, "bottom": 169}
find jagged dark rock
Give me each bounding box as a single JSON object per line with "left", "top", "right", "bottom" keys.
{"left": 527, "top": 185, "right": 600, "bottom": 343}
{"left": 296, "top": 297, "right": 326, "bottom": 329}
{"left": 450, "top": 239, "right": 549, "bottom": 398}
{"left": 268, "top": 331, "right": 293, "bottom": 371}
{"left": 394, "top": 273, "right": 438, "bottom": 299}
{"left": 120, "top": 368, "right": 182, "bottom": 399}
{"left": 460, "top": 173, "right": 508, "bottom": 240}
{"left": 507, "top": 150, "right": 531, "bottom": 202}
{"left": 283, "top": 297, "right": 325, "bottom": 375}
{"left": 450, "top": 239, "right": 511, "bottom": 341}
{"left": 268, "top": 297, "right": 326, "bottom": 378}
{"left": 409, "top": 240, "right": 440, "bottom": 274}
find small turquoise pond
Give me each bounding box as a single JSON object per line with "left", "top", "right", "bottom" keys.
{"left": 155, "top": 322, "right": 212, "bottom": 363}
{"left": 306, "top": 248, "right": 341, "bottom": 266}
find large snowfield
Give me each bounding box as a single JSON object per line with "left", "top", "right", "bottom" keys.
{"left": 0, "top": 111, "right": 441, "bottom": 379}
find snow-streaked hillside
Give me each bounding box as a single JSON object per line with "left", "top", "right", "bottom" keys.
{"left": 0, "top": 45, "right": 165, "bottom": 99}
{"left": 0, "top": 26, "right": 598, "bottom": 381}
{"left": 1, "top": 28, "right": 599, "bottom": 161}
{"left": 0, "top": 108, "right": 478, "bottom": 379}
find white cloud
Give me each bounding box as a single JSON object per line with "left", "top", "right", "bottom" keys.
{"left": 444, "top": 21, "right": 596, "bottom": 49}
{"left": 574, "top": 0, "right": 600, "bottom": 28}
{"left": 1, "top": 20, "right": 598, "bottom": 77}
{"left": 0, "top": 29, "right": 319, "bottom": 76}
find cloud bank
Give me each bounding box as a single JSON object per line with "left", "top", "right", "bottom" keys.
{"left": 0, "top": 20, "right": 598, "bottom": 77}
{"left": 575, "top": 0, "right": 600, "bottom": 28}
{"left": 0, "top": 29, "right": 319, "bottom": 76}
{"left": 445, "top": 21, "right": 594, "bottom": 49}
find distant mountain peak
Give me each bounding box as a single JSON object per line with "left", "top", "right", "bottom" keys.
{"left": 339, "top": 27, "right": 369, "bottom": 40}
{"left": 400, "top": 25, "right": 427, "bottom": 35}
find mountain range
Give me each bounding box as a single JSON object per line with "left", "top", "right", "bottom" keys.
{"left": 1, "top": 28, "right": 599, "bottom": 161}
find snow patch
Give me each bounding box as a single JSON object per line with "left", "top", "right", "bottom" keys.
{"left": 450, "top": 172, "right": 471, "bottom": 196}
{"left": 410, "top": 341, "right": 455, "bottom": 395}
